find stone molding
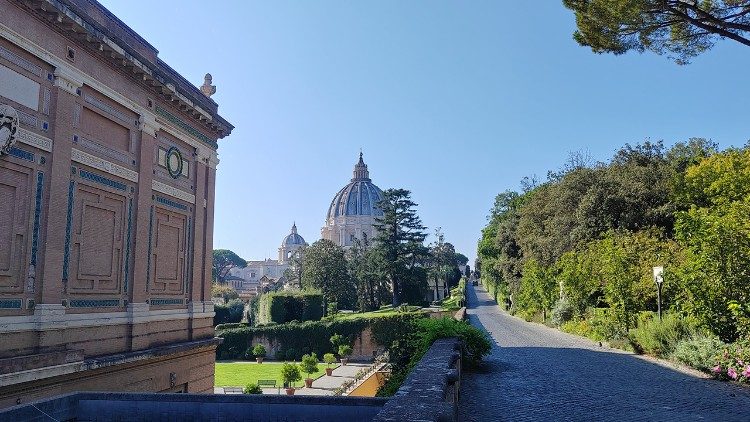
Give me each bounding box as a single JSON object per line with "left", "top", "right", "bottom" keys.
{"left": 152, "top": 179, "right": 195, "bottom": 204}
{"left": 53, "top": 67, "right": 83, "bottom": 96}
{"left": 71, "top": 148, "right": 139, "bottom": 183}
{"left": 16, "top": 128, "right": 52, "bottom": 152}
{"left": 138, "top": 114, "right": 158, "bottom": 138}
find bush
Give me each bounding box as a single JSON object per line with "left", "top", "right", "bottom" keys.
{"left": 252, "top": 344, "right": 266, "bottom": 358}
{"left": 628, "top": 313, "right": 696, "bottom": 356}
{"left": 338, "top": 345, "right": 352, "bottom": 358}
{"left": 214, "top": 300, "right": 245, "bottom": 327}
{"left": 550, "top": 297, "right": 574, "bottom": 327}
{"left": 285, "top": 348, "right": 298, "bottom": 361}
{"left": 215, "top": 312, "right": 425, "bottom": 360}
{"left": 671, "top": 335, "right": 725, "bottom": 372}
{"left": 300, "top": 353, "right": 319, "bottom": 377}
{"left": 710, "top": 338, "right": 750, "bottom": 383}
{"left": 588, "top": 309, "right": 627, "bottom": 341}
{"left": 243, "top": 383, "right": 262, "bottom": 394}
{"left": 274, "top": 349, "right": 285, "bottom": 361}
{"left": 257, "top": 290, "right": 324, "bottom": 325}
{"left": 281, "top": 363, "right": 302, "bottom": 387}
{"left": 323, "top": 353, "right": 336, "bottom": 367}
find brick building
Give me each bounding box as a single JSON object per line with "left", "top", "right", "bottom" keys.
{"left": 0, "top": 0, "right": 233, "bottom": 408}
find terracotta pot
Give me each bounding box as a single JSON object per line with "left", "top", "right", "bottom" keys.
{"left": 256, "top": 357, "right": 264, "bottom": 364}
{"left": 325, "top": 368, "right": 333, "bottom": 376}
{"left": 285, "top": 388, "right": 295, "bottom": 395}
{"left": 341, "top": 358, "right": 348, "bottom": 366}
{"left": 305, "top": 378, "right": 313, "bottom": 388}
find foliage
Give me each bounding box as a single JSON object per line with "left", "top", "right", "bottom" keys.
{"left": 550, "top": 297, "right": 574, "bottom": 327}
{"left": 330, "top": 333, "right": 345, "bottom": 349}
{"left": 285, "top": 348, "right": 297, "bottom": 361}
{"left": 300, "top": 353, "right": 319, "bottom": 376}
{"left": 338, "top": 344, "right": 353, "bottom": 358}
{"left": 214, "top": 299, "right": 245, "bottom": 326}
{"left": 628, "top": 313, "right": 697, "bottom": 356}
{"left": 211, "top": 283, "right": 239, "bottom": 302}
{"left": 373, "top": 188, "right": 429, "bottom": 307}
{"left": 243, "top": 383, "right": 262, "bottom": 394}
{"left": 348, "top": 238, "right": 390, "bottom": 312}
{"left": 252, "top": 344, "right": 266, "bottom": 358}
{"left": 323, "top": 353, "right": 336, "bottom": 367}
{"left": 281, "top": 363, "right": 302, "bottom": 386}
{"left": 256, "top": 290, "right": 324, "bottom": 325}
{"left": 711, "top": 339, "right": 750, "bottom": 383}
{"left": 563, "top": 0, "right": 750, "bottom": 64}
{"left": 216, "top": 312, "right": 424, "bottom": 361}
{"left": 671, "top": 335, "right": 725, "bottom": 372}
{"left": 377, "top": 317, "right": 491, "bottom": 397}
{"left": 212, "top": 249, "right": 246, "bottom": 283}
{"left": 301, "top": 239, "right": 356, "bottom": 310}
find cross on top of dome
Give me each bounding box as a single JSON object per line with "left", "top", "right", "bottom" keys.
{"left": 352, "top": 152, "right": 370, "bottom": 181}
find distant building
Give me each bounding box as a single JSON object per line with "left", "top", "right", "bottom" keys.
{"left": 322, "top": 153, "right": 384, "bottom": 247}
{"left": 0, "top": 0, "right": 232, "bottom": 407}
{"left": 229, "top": 223, "right": 307, "bottom": 294}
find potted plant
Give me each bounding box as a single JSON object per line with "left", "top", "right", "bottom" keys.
{"left": 323, "top": 352, "right": 336, "bottom": 376}
{"left": 252, "top": 344, "right": 267, "bottom": 364}
{"left": 281, "top": 362, "right": 302, "bottom": 395}
{"left": 338, "top": 344, "right": 352, "bottom": 366}
{"left": 243, "top": 383, "right": 262, "bottom": 394}
{"left": 300, "top": 353, "right": 319, "bottom": 388}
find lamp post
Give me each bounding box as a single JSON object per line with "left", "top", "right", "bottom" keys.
{"left": 653, "top": 266, "right": 664, "bottom": 321}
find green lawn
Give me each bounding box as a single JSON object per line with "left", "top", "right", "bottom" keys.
{"left": 215, "top": 362, "right": 332, "bottom": 387}
{"left": 331, "top": 306, "right": 422, "bottom": 321}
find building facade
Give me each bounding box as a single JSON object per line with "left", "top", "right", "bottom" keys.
{"left": 228, "top": 223, "right": 307, "bottom": 294}
{"left": 0, "top": 0, "right": 232, "bottom": 408}
{"left": 321, "top": 153, "right": 384, "bottom": 248}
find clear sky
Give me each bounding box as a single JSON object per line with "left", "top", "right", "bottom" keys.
{"left": 101, "top": 1, "right": 750, "bottom": 264}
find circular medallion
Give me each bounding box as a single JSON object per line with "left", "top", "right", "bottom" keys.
{"left": 166, "top": 146, "right": 183, "bottom": 179}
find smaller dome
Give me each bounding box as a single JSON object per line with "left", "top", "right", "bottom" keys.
{"left": 282, "top": 223, "right": 306, "bottom": 246}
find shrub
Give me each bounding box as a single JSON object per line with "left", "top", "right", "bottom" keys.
{"left": 671, "top": 335, "right": 725, "bottom": 372}
{"left": 300, "top": 353, "right": 319, "bottom": 377}
{"left": 257, "top": 290, "right": 324, "bottom": 324}
{"left": 274, "top": 349, "right": 285, "bottom": 361}
{"left": 628, "top": 313, "right": 696, "bottom": 356}
{"left": 323, "top": 353, "right": 336, "bottom": 367}
{"left": 338, "top": 345, "right": 352, "bottom": 359}
{"left": 710, "top": 338, "right": 750, "bottom": 383}
{"left": 285, "top": 348, "right": 298, "bottom": 361}
{"left": 281, "top": 363, "right": 302, "bottom": 387}
{"left": 551, "top": 297, "right": 574, "bottom": 327}
{"left": 588, "top": 309, "right": 627, "bottom": 341}
{"left": 330, "top": 334, "right": 344, "bottom": 349}
{"left": 252, "top": 344, "right": 266, "bottom": 358}
{"left": 243, "top": 383, "right": 262, "bottom": 394}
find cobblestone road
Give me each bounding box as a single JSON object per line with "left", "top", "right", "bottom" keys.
{"left": 458, "top": 284, "right": 750, "bottom": 421}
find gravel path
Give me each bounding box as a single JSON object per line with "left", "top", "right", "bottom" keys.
{"left": 458, "top": 284, "right": 750, "bottom": 421}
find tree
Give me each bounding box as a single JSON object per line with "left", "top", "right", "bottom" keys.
{"left": 348, "top": 238, "right": 388, "bottom": 311}
{"left": 301, "top": 240, "right": 355, "bottom": 310}
{"left": 563, "top": 0, "right": 750, "bottom": 64}
{"left": 283, "top": 246, "right": 306, "bottom": 289}
{"left": 373, "top": 189, "right": 429, "bottom": 307}
{"left": 212, "top": 249, "right": 246, "bottom": 283}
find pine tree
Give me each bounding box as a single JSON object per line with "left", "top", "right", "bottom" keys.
{"left": 373, "top": 189, "right": 428, "bottom": 307}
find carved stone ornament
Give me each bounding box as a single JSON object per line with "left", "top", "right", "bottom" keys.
{"left": 0, "top": 104, "right": 19, "bottom": 156}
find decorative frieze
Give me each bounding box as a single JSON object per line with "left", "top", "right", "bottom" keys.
{"left": 78, "top": 168, "right": 127, "bottom": 191}
{"left": 155, "top": 105, "right": 216, "bottom": 149}
{"left": 155, "top": 195, "right": 188, "bottom": 211}
{"left": 16, "top": 128, "right": 52, "bottom": 152}
{"left": 84, "top": 94, "right": 131, "bottom": 126}
{"left": 0, "top": 299, "right": 22, "bottom": 309}
{"left": 152, "top": 179, "right": 195, "bottom": 204}
{"left": 68, "top": 299, "right": 121, "bottom": 308}
{"left": 149, "top": 298, "right": 184, "bottom": 306}
{"left": 76, "top": 135, "right": 131, "bottom": 165}
{"left": 71, "top": 148, "right": 138, "bottom": 183}
{"left": 17, "top": 110, "right": 37, "bottom": 129}
{"left": 0, "top": 44, "right": 42, "bottom": 78}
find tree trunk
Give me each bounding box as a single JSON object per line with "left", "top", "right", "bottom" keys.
{"left": 391, "top": 275, "right": 399, "bottom": 307}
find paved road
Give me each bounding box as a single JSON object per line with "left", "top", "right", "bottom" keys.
{"left": 458, "top": 284, "right": 750, "bottom": 421}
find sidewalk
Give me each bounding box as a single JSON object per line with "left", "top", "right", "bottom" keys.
{"left": 214, "top": 363, "right": 370, "bottom": 396}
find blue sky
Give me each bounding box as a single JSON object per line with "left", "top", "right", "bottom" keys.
{"left": 102, "top": 1, "right": 750, "bottom": 264}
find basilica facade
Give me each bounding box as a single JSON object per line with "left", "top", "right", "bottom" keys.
{"left": 321, "top": 153, "right": 384, "bottom": 248}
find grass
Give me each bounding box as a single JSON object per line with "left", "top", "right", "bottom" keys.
{"left": 329, "top": 306, "right": 422, "bottom": 321}
{"left": 214, "top": 362, "right": 333, "bottom": 387}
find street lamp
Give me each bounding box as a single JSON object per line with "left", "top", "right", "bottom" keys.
{"left": 653, "top": 266, "right": 664, "bottom": 321}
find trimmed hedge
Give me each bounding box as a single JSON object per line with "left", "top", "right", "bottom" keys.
{"left": 214, "top": 299, "right": 245, "bottom": 326}
{"left": 216, "top": 312, "right": 425, "bottom": 361}
{"left": 257, "top": 290, "right": 324, "bottom": 325}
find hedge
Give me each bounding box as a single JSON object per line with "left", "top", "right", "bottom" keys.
{"left": 214, "top": 299, "right": 245, "bottom": 326}
{"left": 216, "top": 312, "right": 425, "bottom": 361}
{"left": 257, "top": 290, "right": 324, "bottom": 325}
